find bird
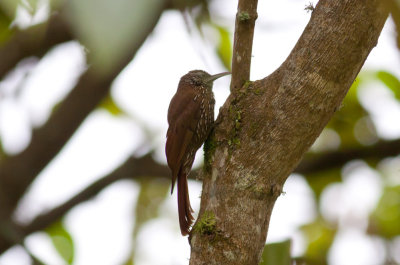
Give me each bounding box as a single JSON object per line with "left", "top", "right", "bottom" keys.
{"left": 166, "top": 70, "right": 230, "bottom": 236}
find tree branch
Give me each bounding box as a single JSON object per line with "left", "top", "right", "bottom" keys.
{"left": 23, "top": 154, "right": 170, "bottom": 234}
{"left": 0, "top": 69, "right": 116, "bottom": 211}
{"left": 296, "top": 138, "right": 400, "bottom": 175}
{"left": 190, "top": 1, "right": 388, "bottom": 264}
{"left": 0, "top": 1, "right": 393, "bottom": 263}
{"left": 0, "top": 13, "right": 73, "bottom": 80}
{"left": 0, "top": 3, "right": 166, "bottom": 214}
{"left": 230, "top": 0, "right": 258, "bottom": 92}
{"left": 0, "top": 134, "right": 397, "bottom": 254}
{"left": 0, "top": 1, "right": 168, "bottom": 254}
{"left": 0, "top": 153, "right": 169, "bottom": 254}
{"left": 22, "top": 136, "right": 400, "bottom": 241}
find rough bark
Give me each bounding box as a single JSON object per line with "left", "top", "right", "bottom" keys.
{"left": 189, "top": 1, "right": 388, "bottom": 264}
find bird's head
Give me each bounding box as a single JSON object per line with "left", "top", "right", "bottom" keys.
{"left": 184, "top": 70, "right": 230, "bottom": 89}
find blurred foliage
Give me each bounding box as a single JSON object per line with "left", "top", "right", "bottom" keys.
{"left": 45, "top": 221, "right": 75, "bottom": 264}
{"left": 305, "top": 168, "right": 341, "bottom": 201}
{"left": 325, "top": 69, "right": 400, "bottom": 150}
{"left": 368, "top": 185, "right": 400, "bottom": 239}
{"left": 0, "top": 8, "right": 11, "bottom": 43}
{"left": 0, "top": 0, "right": 20, "bottom": 19}
{"left": 376, "top": 70, "right": 400, "bottom": 100}
{"left": 189, "top": 0, "right": 210, "bottom": 30}
{"left": 326, "top": 78, "right": 372, "bottom": 148}
{"left": 185, "top": 0, "right": 232, "bottom": 71}
{"left": 133, "top": 178, "right": 169, "bottom": 237}
{"left": 20, "top": 0, "right": 39, "bottom": 15}
{"left": 301, "top": 218, "right": 337, "bottom": 265}
{"left": 214, "top": 24, "right": 232, "bottom": 70}
{"left": 260, "top": 239, "right": 291, "bottom": 265}
{"left": 0, "top": 0, "right": 399, "bottom": 264}
{"left": 98, "top": 94, "right": 125, "bottom": 116}
{"left": 68, "top": 0, "right": 166, "bottom": 73}
{"left": 121, "top": 178, "right": 169, "bottom": 264}
{"left": 382, "top": 0, "right": 400, "bottom": 48}
{"left": 300, "top": 69, "right": 400, "bottom": 263}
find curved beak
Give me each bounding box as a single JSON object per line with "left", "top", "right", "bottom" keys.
{"left": 205, "top": 72, "right": 231, "bottom": 83}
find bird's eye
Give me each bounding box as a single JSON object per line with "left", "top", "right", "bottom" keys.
{"left": 194, "top": 78, "right": 202, "bottom": 86}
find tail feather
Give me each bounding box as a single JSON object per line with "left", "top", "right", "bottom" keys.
{"left": 177, "top": 170, "right": 194, "bottom": 236}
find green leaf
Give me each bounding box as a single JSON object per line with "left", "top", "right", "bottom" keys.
{"left": 259, "top": 239, "right": 291, "bottom": 265}
{"left": 301, "top": 218, "right": 336, "bottom": 264}
{"left": 375, "top": 70, "right": 400, "bottom": 100}
{"left": 68, "top": 0, "right": 165, "bottom": 73}
{"left": 215, "top": 25, "right": 232, "bottom": 70}
{"left": 368, "top": 185, "right": 400, "bottom": 239}
{"left": 346, "top": 77, "right": 361, "bottom": 101}
{"left": 0, "top": 0, "right": 19, "bottom": 19}
{"left": 133, "top": 178, "right": 169, "bottom": 237}
{"left": 0, "top": 9, "right": 12, "bottom": 43}
{"left": 305, "top": 168, "right": 341, "bottom": 201}
{"left": 45, "top": 221, "right": 74, "bottom": 264}
{"left": 327, "top": 77, "right": 369, "bottom": 148}
{"left": 98, "top": 94, "right": 124, "bottom": 116}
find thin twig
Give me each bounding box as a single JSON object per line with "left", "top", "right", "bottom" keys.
{"left": 230, "top": 0, "right": 258, "bottom": 91}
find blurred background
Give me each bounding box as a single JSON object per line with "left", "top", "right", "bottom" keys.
{"left": 0, "top": 0, "right": 399, "bottom": 264}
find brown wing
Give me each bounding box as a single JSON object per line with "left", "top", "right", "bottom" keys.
{"left": 165, "top": 87, "right": 201, "bottom": 192}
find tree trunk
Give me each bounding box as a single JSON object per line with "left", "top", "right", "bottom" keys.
{"left": 189, "top": 0, "right": 388, "bottom": 264}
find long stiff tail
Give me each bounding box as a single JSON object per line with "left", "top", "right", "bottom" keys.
{"left": 177, "top": 170, "right": 194, "bottom": 236}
